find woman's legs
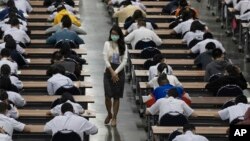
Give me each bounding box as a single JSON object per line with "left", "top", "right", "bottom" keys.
{"left": 111, "top": 98, "right": 120, "bottom": 126}
{"left": 105, "top": 97, "right": 112, "bottom": 124}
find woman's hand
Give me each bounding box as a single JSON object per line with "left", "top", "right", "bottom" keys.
{"left": 111, "top": 72, "right": 119, "bottom": 83}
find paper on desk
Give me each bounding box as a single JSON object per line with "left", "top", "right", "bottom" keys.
{"left": 142, "top": 95, "right": 151, "bottom": 103}
{"left": 26, "top": 59, "right": 31, "bottom": 63}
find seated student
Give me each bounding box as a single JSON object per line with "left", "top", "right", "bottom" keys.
{"left": 44, "top": 103, "right": 98, "bottom": 140}
{"left": 113, "top": 0, "right": 146, "bottom": 23}
{"left": 170, "top": 7, "right": 195, "bottom": 36}
{"left": 45, "top": 15, "right": 87, "bottom": 35}
{"left": 124, "top": 19, "right": 162, "bottom": 49}
{"left": 182, "top": 20, "right": 206, "bottom": 48}
{"left": 47, "top": 0, "right": 76, "bottom": 13}
{"left": 0, "top": 89, "right": 19, "bottom": 119}
{"left": 204, "top": 48, "right": 231, "bottom": 81}
{"left": 127, "top": 16, "right": 154, "bottom": 34}
{"left": 6, "top": 90, "right": 25, "bottom": 108}
{"left": 48, "top": 51, "right": 81, "bottom": 78}
{"left": 47, "top": 92, "right": 84, "bottom": 116}
{"left": 129, "top": 0, "right": 146, "bottom": 11}
{"left": 205, "top": 65, "right": 247, "bottom": 95}
{"left": 190, "top": 32, "right": 225, "bottom": 54}
{"left": 46, "top": 14, "right": 84, "bottom": 45}
{"left": 1, "top": 64, "right": 23, "bottom": 90}
{"left": 0, "top": 49, "right": 18, "bottom": 75}
{"left": 216, "top": 95, "right": 250, "bottom": 124}
{"left": 175, "top": 0, "right": 198, "bottom": 18}
{"left": 147, "top": 63, "right": 182, "bottom": 89}
{"left": 3, "top": 17, "right": 30, "bottom": 45}
{"left": 0, "top": 35, "right": 26, "bottom": 55}
{"left": 146, "top": 88, "right": 197, "bottom": 121}
{"left": 0, "top": 0, "right": 26, "bottom": 21}
{"left": 148, "top": 54, "right": 173, "bottom": 81}
{"left": 0, "top": 102, "right": 30, "bottom": 137}
{"left": 47, "top": 64, "right": 74, "bottom": 95}
{"left": 14, "top": 0, "right": 33, "bottom": 14}
{"left": 44, "top": 0, "right": 75, "bottom": 7}
{"left": 194, "top": 42, "right": 215, "bottom": 69}
{"left": 51, "top": 4, "right": 81, "bottom": 27}
{"left": 1, "top": 14, "right": 28, "bottom": 33}
{"left": 172, "top": 124, "right": 209, "bottom": 141}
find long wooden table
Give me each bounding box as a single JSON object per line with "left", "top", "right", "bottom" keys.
{"left": 129, "top": 49, "right": 189, "bottom": 55}
{"left": 23, "top": 81, "right": 92, "bottom": 88}
{"left": 119, "top": 23, "right": 170, "bottom": 29}
{"left": 135, "top": 70, "right": 204, "bottom": 77}
{"left": 131, "top": 59, "right": 194, "bottom": 65}
{"left": 23, "top": 95, "right": 94, "bottom": 103}
{"left": 29, "top": 1, "right": 79, "bottom": 6}
{"left": 26, "top": 48, "right": 87, "bottom": 55}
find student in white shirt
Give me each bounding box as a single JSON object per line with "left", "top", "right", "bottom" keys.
{"left": 44, "top": 103, "right": 98, "bottom": 141}
{"left": 234, "top": 0, "right": 250, "bottom": 15}
{"left": 0, "top": 102, "right": 30, "bottom": 137}
{"left": 6, "top": 91, "right": 25, "bottom": 107}
{"left": 3, "top": 17, "right": 30, "bottom": 45}
{"left": 0, "top": 49, "right": 18, "bottom": 75}
{"left": 0, "top": 64, "right": 23, "bottom": 90}
{"left": 217, "top": 95, "right": 250, "bottom": 124}
{"left": 173, "top": 124, "right": 209, "bottom": 141}
{"left": 0, "top": 90, "right": 18, "bottom": 119}
{"left": 146, "top": 89, "right": 197, "bottom": 121}
{"left": 127, "top": 18, "right": 154, "bottom": 33}
{"left": 147, "top": 63, "right": 182, "bottom": 89}
{"left": 14, "top": 0, "right": 33, "bottom": 14}
{"left": 47, "top": 64, "right": 74, "bottom": 95}
{"left": 190, "top": 32, "right": 225, "bottom": 54}
{"left": 148, "top": 54, "right": 173, "bottom": 81}
{"left": 124, "top": 19, "right": 162, "bottom": 49}
{"left": 103, "top": 25, "right": 128, "bottom": 126}
{"left": 0, "top": 35, "right": 26, "bottom": 55}
{"left": 47, "top": 92, "right": 84, "bottom": 116}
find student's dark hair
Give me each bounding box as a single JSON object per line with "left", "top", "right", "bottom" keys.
{"left": 183, "top": 124, "right": 196, "bottom": 132}
{"left": 0, "top": 64, "right": 11, "bottom": 76}
{"left": 190, "top": 20, "right": 205, "bottom": 32}
{"left": 0, "top": 89, "right": 8, "bottom": 101}
{"left": 203, "top": 32, "right": 213, "bottom": 39}
{"left": 157, "top": 63, "right": 168, "bottom": 74}
{"left": 157, "top": 73, "right": 169, "bottom": 85}
{"left": 132, "top": 10, "right": 144, "bottom": 20}
{"left": 51, "top": 51, "right": 63, "bottom": 64}
{"left": 9, "top": 17, "right": 20, "bottom": 26}
{"left": 212, "top": 48, "right": 223, "bottom": 59}
{"left": 153, "top": 54, "right": 164, "bottom": 64}
{"left": 108, "top": 25, "right": 125, "bottom": 56}
{"left": 235, "top": 95, "right": 248, "bottom": 104}
{"left": 57, "top": 4, "right": 66, "bottom": 12}
{"left": 3, "top": 34, "right": 14, "bottom": 42}
{"left": 60, "top": 42, "right": 71, "bottom": 58}
{"left": 137, "top": 19, "right": 146, "bottom": 27}
{"left": 7, "top": 0, "right": 15, "bottom": 8}
{"left": 205, "top": 42, "right": 216, "bottom": 50}
{"left": 181, "top": 7, "right": 193, "bottom": 21}
{"left": 61, "top": 102, "right": 74, "bottom": 114}
{"left": 120, "top": 0, "right": 132, "bottom": 6}
{"left": 61, "top": 15, "right": 72, "bottom": 28}
{"left": 1, "top": 48, "right": 11, "bottom": 57}
{"left": 61, "top": 92, "right": 76, "bottom": 103}
{"left": 51, "top": 64, "right": 66, "bottom": 75}
{"left": 0, "top": 102, "right": 8, "bottom": 114}
{"left": 0, "top": 76, "right": 12, "bottom": 90}
{"left": 179, "top": 0, "right": 188, "bottom": 7}
{"left": 5, "top": 36, "right": 17, "bottom": 50}
{"left": 168, "top": 88, "right": 179, "bottom": 98}
{"left": 226, "top": 65, "right": 240, "bottom": 77}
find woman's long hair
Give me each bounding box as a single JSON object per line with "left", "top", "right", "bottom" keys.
{"left": 108, "top": 25, "right": 125, "bottom": 56}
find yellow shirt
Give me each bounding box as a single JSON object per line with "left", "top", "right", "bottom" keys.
{"left": 113, "top": 5, "right": 146, "bottom": 23}
{"left": 53, "top": 9, "right": 81, "bottom": 27}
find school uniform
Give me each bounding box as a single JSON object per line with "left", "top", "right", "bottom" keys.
{"left": 1, "top": 23, "right": 27, "bottom": 32}
{"left": 124, "top": 26, "right": 162, "bottom": 49}
{"left": 218, "top": 103, "right": 250, "bottom": 123}
{"left": 0, "top": 43, "right": 25, "bottom": 55}
{"left": 183, "top": 30, "right": 204, "bottom": 46}
{"left": 0, "top": 58, "right": 18, "bottom": 74}
{"left": 0, "top": 134, "right": 11, "bottom": 141}
{"left": 44, "top": 111, "right": 98, "bottom": 141}
{"left": 234, "top": 0, "right": 250, "bottom": 15}
{"left": 127, "top": 22, "right": 154, "bottom": 33}
{"left": 148, "top": 97, "right": 194, "bottom": 120}
{"left": 148, "top": 63, "right": 173, "bottom": 81}
{"left": 0, "top": 113, "right": 25, "bottom": 136}
{"left": 47, "top": 73, "right": 74, "bottom": 95}
{"left": 3, "top": 27, "right": 30, "bottom": 44}
{"left": 14, "top": 0, "right": 33, "bottom": 13}
{"left": 0, "top": 101, "right": 18, "bottom": 119}
{"left": 50, "top": 100, "right": 84, "bottom": 116}
{"left": 45, "top": 23, "right": 87, "bottom": 35}
{"left": 191, "top": 39, "right": 225, "bottom": 54}
{"left": 152, "top": 84, "right": 174, "bottom": 101}
{"left": 148, "top": 75, "right": 182, "bottom": 89}
{"left": 173, "top": 131, "right": 209, "bottom": 141}
{"left": 10, "top": 76, "right": 23, "bottom": 90}
{"left": 6, "top": 91, "right": 26, "bottom": 107}
{"left": 173, "top": 19, "right": 194, "bottom": 35}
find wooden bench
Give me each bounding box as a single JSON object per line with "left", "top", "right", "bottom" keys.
{"left": 123, "top": 29, "right": 172, "bottom": 36}
{"left": 23, "top": 81, "right": 92, "bottom": 88}
{"left": 135, "top": 70, "right": 204, "bottom": 77}
{"left": 29, "top": 1, "right": 79, "bottom": 7}
{"left": 119, "top": 22, "right": 170, "bottom": 29}
{"left": 141, "top": 1, "right": 169, "bottom": 7}
{"left": 129, "top": 49, "right": 189, "bottom": 56}
{"left": 131, "top": 59, "right": 194, "bottom": 65}
{"left": 25, "top": 48, "right": 86, "bottom": 55}
{"left": 23, "top": 95, "right": 94, "bottom": 103}
{"left": 32, "top": 7, "right": 79, "bottom": 13}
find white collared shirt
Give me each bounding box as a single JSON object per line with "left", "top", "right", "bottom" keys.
{"left": 14, "top": 0, "right": 33, "bottom": 13}
{"left": 183, "top": 30, "right": 204, "bottom": 45}
{"left": 0, "top": 113, "right": 25, "bottom": 136}
{"left": 173, "top": 131, "right": 209, "bottom": 141}
{"left": 50, "top": 100, "right": 84, "bottom": 116}
{"left": 173, "top": 19, "right": 194, "bottom": 35}
{"left": 47, "top": 73, "right": 74, "bottom": 95}
{"left": 0, "top": 134, "right": 12, "bottom": 141}
{"left": 234, "top": 0, "right": 250, "bottom": 15}
{"left": 124, "top": 26, "right": 162, "bottom": 49}
{"left": 7, "top": 91, "right": 26, "bottom": 107}
{"left": 148, "top": 97, "right": 194, "bottom": 120}
{"left": 44, "top": 112, "right": 98, "bottom": 141}
{"left": 3, "top": 27, "right": 30, "bottom": 44}
{"left": 218, "top": 103, "right": 250, "bottom": 123}
{"left": 191, "top": 39, "right": 225, "bottom": 54}
{"left": 0, "top": 42, "right": 26, "bottom": 54}
{"left": 127, "top": 22, "right": 154, "bottom": 33}
{"left": 0, "top": 58, "right": 18, "bottom": 74}
{"left": 148, "top": 75, "right": 182, "bottom": 89}
{"left": 148, "top": 63, "right": 173, "bottom": 81}
{"left": 10, "top": 75, "right": 23, "bottom": 90}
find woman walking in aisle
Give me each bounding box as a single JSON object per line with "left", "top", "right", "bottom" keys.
{"left": 103, "top": 25, "right": 128, "bottom": 127}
